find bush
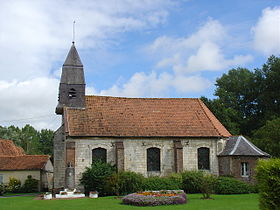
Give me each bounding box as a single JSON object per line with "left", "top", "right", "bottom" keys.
{"left": 0, "top": 184, "right": 6, "bottom": 196}
{"left": 214, "top": 177, "right": 251, "bottom": 194}
{"left": 7, "top": 177, "right": 21, "bottom": 193}
{"left": 144, "top": 175, "right": 182, "bottom": 191}
{"left": 256, "top": 158, "right": 280, "bottom": 210}
{"left": 22, "top": 175, "right": 39, "bottom": 192}
{"left": 200, "top": 174, "right": 217, "bottom": 199}
{"left": 118, "top": 171, "right": 144, "bottom": 195}
{"left": 122, "top": 190, "right": 187, "bottom": 206}
{"left": 181, "top": 171, "right": 203, "bottom": 193}
{"left": 80, "top": 160, "right": 116, "bottom": 196}
{"left": 105, "top": 171, "right": 144, "bottom": 195}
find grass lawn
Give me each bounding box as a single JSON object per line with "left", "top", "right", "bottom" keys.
{"left": 0, "top": 193, "right": 259, "bottom": 210}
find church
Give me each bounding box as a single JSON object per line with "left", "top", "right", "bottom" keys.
{"left": 53, "top": 43, "right": 269, "bottom": 190}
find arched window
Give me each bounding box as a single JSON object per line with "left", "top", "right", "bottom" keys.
{"left": 147, "top": 147, "right": 160, "bottom": 171}
{"left": 92, "top": 148, "right": 107, "bottom": 163}
{"left": 69, "top": 88, "right": 77, "bottom": 99}
{"left": 197, "top": 147, "right": 210, "bottom": 170}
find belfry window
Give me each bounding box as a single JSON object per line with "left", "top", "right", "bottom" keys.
{"left": 147, "top": 147, "right": 160, "bottom": 171}
{"left": 69, "top": 88, "right": 77, "bottom": 99}
{"left": 92, "top": 148, "right": 107, "bottom": 163}
{"left": 198, "top": 147, "right": 210, "bottom": 170}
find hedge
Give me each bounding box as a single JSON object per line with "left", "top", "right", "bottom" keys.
{"left": 256, "top": 158, "right": 280, "bottom": 210}
{"left": 144, "top": 174, "right": 182, "bottom": 191}
{"left": 181, "top": 171, "right": 203, "bottom": 193}
{"left": 214, "top": 177, "right": 251, "bottom": 194}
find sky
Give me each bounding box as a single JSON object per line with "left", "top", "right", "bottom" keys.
{"left": 0, "top": 0, "right": 279, "bottom": 130}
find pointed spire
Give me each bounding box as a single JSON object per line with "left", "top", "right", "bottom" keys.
{"left": 63, "top": 42, "right": 83, "bottom": 67}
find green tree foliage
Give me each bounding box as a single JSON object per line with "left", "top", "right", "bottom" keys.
{"left": 80, "top": 160, "right": 116, "bottom": 195}
{"left": 181, "top": 170, "right": 204, "bottom": 193}
{"left": 0, "top": 124, "right": 54, "bottom": 155}
{"left": 22, "top": 175, "right": 39, "bottom": 193}
{"left": 38, "top": 129, "right": 54, "bottom": 155}
{"left": 200, "top": 174, "right": 217, "bottom": 199}
{"left": 252, "top": 118, "right": 280, "bottom": 157}
{"left": 202, "top": 55, "right": 280, "bottom": 156}
{"left": 7, "top": 177, "right": 21, "bottom": 193}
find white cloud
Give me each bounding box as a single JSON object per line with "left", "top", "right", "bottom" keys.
{"left": 99, "top": 72, "right": 211, "bottom": 97}
{"left": 147, "top": 18, "right": 253, "bottom": 73}
{"left": 252, "top": 7, "right": 280, "bottom": 55}
{"left": 184, "top": 42, "right": 253, "bottom": 73}
{"left": 0, "top": 78, "right": 60, "bottom": 130}
{"left": 0, "top": 0, "right": 174, "bottom": 129}
{"left": 0, "top": 0, "right": 173, "bottom": 81}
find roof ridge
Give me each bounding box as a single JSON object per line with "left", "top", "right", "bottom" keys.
{"left": 0, "top": 155, "right": 49, "bottom": 157}
{"left": 0, "top": 139, "right": 14, "bottom": 142}
{"left": 86, "top": 95, "right": 199, "bottom": 100}
{"left": 230, "top": 136, "right": 241, "bottom": 155}
{"left": 240, "top": 136, "right": 266, "bottom": 156}
{"left": 197, "top": 99, "right": 221, "bottom": 136}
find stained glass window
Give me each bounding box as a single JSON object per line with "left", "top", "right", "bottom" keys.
{"left": 147, "top": 147, "right": 160, "bottom": 171}
{"left": 92, "top": 148, "right": 107, "bottom": 163}
{"left": 198, "top": 147, "right": 210, "bottom": 170}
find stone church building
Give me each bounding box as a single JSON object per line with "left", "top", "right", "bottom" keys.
{"left": 53, "top": 43, "right": 269, "bottom": 189}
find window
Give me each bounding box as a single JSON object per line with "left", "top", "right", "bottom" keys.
{"left": 0, "top": 174, "right": 3, "bottom": 184}
{"left": 92, "top": 148, "right": 107, "bottom": 163}
{"left": 68, "top": 88, "right": 77, "bottom": 99}
{"left": 241, "top": 162, "right": 249, "bottom": 177}
{"left": 198, "top": 147, "right": 210, "bottom": 170}
{"left": 147, "top": 147, "right": 160, "bottom": 171}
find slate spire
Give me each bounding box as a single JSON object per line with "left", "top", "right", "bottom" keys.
{"left": 63, "top": 42, "right": 83, "bottom": 67}
{"left": 56, "top": 42, "right": 86, "bottom": 115}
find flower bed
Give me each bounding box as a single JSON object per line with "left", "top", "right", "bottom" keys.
{"left": 122, "top": 190, "right": 187, "bottom": 206}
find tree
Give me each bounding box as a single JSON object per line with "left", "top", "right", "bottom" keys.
{"left": 252, "top": 118, "right": 280, "bottom": 157}
{"left": 201, "top": 97, "right": 240, "bottom": 135}
{"left": 19, "top": 125, "right": 40, "bottom": 154}
{"left": 255, "top": 55, "right": 280, "bottom": 123}
{"left": 0, "top": 124, "right": 54, "bottom": 156}
{"left": 38, "top": 129, "right": 54, "bottom": 156}
{"left": 202, "top": 56, "right": 280, "bottom": 137}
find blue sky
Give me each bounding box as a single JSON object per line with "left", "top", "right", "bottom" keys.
{"left": 0, "top": 0, "right": 279, "bottom": 129}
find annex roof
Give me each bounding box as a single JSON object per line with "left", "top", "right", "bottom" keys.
{"left": 218, "top": 136, "right": 270, "bottom": 157}
{"left": 0, "top": 155, "right": 50, "bottom": 171}
{"left": 0, "top": 139, "right": 25, "bottom": 156}
{"left": 64, "top": 96, "right": 231, "bottom": 138}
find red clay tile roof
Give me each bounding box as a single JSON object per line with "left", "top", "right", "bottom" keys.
{"left": 0, "top": 155, "right": 50, "bottom": 170}
{"left": 65, "top": 96, "right": 231, "bottom": 137}
{"left": 0, "top": 139, "right": 25, "bottom": 156}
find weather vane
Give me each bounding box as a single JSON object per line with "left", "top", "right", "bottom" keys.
{"left": 72, "top": 20, "right": 76, "bottom": 44}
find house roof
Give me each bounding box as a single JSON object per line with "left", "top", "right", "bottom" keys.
{"left": 218, "top": 136, "right": 270, "bottom": 157}
{"left": 64, "top": 96, "right": 231, "bottom": 138}
{"left": 0, "top": 139, "right": 25, "bottom": 156}
{"left": 0, "top": 155, "right": 50, "bottom": 171}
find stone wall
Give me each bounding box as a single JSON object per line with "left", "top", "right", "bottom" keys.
{"left": 182, "top": 138, "right": 219, "bottom": 175}
{"left": 218, "top": 156, "right": 269, "bottom": 183}
{"left": 70, "top": 137, "right": 220, "bottom": 188}
{"left": 231, "top": 156, "right": 260, "bottom": 183}
{"left": 53, "top": 126, "right": 66, "bottom": 189}
{"left": 218, "top": 156, "right": 231, "bottom": 176}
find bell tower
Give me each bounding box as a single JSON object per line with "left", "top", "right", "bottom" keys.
{"left": 56, "top": 42, "right": 85, "bottom": 114}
